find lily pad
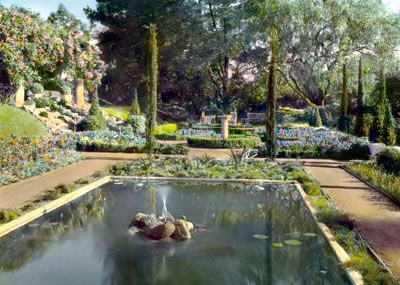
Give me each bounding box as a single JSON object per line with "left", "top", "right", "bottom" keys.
{"left": 253, "top": 234, "right": 269, "bottom": 239}
{"left": 303, "top": 232, "right": 317, "bottom": 237}
{"left": 272, "top": 242, "right": 283, "bottom": 248}
{"left": 284, "top": 239, "right": 302, "bottom": 246}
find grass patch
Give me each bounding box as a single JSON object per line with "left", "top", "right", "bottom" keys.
{"left": 0, "top": 105, "right": 46, "bottom": 138}
{"left": 101, "top": 106, "right": 130, "bottom": 120}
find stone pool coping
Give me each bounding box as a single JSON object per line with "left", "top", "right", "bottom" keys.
{"left": 0, "top": 176, "right": 362, "bottom": 285}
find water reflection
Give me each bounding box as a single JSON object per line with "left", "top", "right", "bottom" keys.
{"left": 0, "top": 181, "right": 351, "bottom": 285}
{"left": 0, "top": 191, "right": 104, "bottom": 272}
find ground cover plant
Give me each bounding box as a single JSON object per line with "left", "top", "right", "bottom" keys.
{"left": 345, "top": 160, "right": 400, "bottom": 204}
{"left": 0, "top": 105, "right": 46, "bottom": 139}
{"left": 258, "top": 128, "right": 369, "bottom": 159}
{"left": 0, "top": 134, "right": 81, "bottom": 185}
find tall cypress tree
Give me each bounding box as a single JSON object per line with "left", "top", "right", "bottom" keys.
{"left": 339, "top": 63, "right": 349, "bottom": 133}
{"left": 266, "top": 27, "right": 278, "bottom": 160}
{"left": 354, "top": 57, "right": 365, "bottom": 136}
{"left": 131, "top": 88, "right": 141, "bottom": 116}
{"left": 376, "top": 60, "right": 396, "bottom": 145}
{"left": 145, "top": 24, "right": 158, "bottom": 152}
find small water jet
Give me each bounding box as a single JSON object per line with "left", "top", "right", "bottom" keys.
{"left": 129, "top": 187, "right": 195, "bottom": 241}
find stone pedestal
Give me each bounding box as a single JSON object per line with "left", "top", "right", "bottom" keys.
{"left": 218, "top": 115, "right": 232, "bottom": 140}
{"left": 64, "top": 94, "right": 73, "bottom": 105}
{"left": 74, "top": 79, "right": 84, "bottom": 109}
{"left": 15, "top": 84, "right": 25, "bottom": 107}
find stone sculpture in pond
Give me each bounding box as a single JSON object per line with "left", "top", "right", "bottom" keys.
{"left": 128, "top": 212, "right": 194, "bottom": 241}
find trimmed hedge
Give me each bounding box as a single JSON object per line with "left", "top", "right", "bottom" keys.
{"left": 76, "top": 140, "right": 189, "bottom": 155}
{"left": 187, "top": 135, "right": 261, "bottom": 149}
{"left": 155, "top": 133, "right": 182, "bottom": 140}
{"left": 377, "top": 147, "right": 400, "bottom": 174}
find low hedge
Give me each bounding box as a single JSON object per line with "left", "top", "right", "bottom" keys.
{"left": 187, "top": 135, "right": 261, "bottom": 148}
{"left": 377, "top": 147, "right": 400, "bottom": 174}
{"left": 76, "top": 140, "right": 189, "bottom": 155}
{"left": 155, "top": 133, "right": 182, "bottom": 140}
{"left": 229, "top": 127, "right": 256, "bottom": 135}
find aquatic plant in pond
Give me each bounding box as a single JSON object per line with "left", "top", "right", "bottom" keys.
{"left": 0, "top": 181, "right": 352, "bottom": 284}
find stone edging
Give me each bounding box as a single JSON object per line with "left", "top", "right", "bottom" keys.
{"left": 0, "top": 175, "right": 362, "bottom": 284}
{"left": 294, "top": 183, "right": 363, "bottom": 285}
{"left": 0, "top": 176, "right": 110, "bottom": 239}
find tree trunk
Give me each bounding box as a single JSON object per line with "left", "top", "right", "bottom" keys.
{"left": 145, "top": 24, "right": 158, "bottom": 152}
{"left": 354, "top": 57, "right": 365, "bottom": 136}
{"left": 339, "top": 63, "right": 349, "bottom": 133}
{"left": 266, "top": 28, "right": 278, "bottom": 160}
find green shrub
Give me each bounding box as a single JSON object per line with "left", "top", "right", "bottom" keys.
{"left": 377, "top": 147, "right": 400, "bottom": 174}
{"left": 35, "top": 97, "right": 50, "bottom": 108}
{"left": 129, "top": 115, "right": 146, "bottom": 135}
{"left": 155, "top": 133, "right": 182, "bottom": 140}
{"left": 229, "top": 127, "right": 256, "bottom": 135}
{"left": 31, "top": 83, "right": 44, "bottom": 94}
{"left": 187, "top": 135, "right": 261, "bottom": 149}
{"left": 61, "top": 85, "right": 72, "bottom": 95}
{"left": 84, "top": 93, "right": 107, "bottom": 131}
{"left": 0, "top": 210, "right": 21, "bottom": 224}
{"left": 76, "top": 140, "right": 143, "bottom": 153}
{"left": 155, "top": 144, "right": 189, "bottom": 155}
{"left": 39, "top": 111, "right": 48, "bottom": 118}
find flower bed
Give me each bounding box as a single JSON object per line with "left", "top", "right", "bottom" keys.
{"left": 345, "top": 160, "right": 400, "bottom": 204}
{"left": 0, "top": 134, "right": 81, "bottom": 185}
{"left": 259, "top": 128, "right": 369, "bottom": 159}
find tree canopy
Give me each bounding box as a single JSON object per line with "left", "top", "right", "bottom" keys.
{"left": 86, "top": 0, "right": 400, "bottom": 115}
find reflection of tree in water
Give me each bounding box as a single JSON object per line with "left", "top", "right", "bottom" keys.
{"left": 0, "top": 191, "right": 105, "bottom": 272}
{"left": 214, "top": 187, "right": 350, "bottom": 284}
{"left": 101, "top": 236, "right": 229, "bottom": 285}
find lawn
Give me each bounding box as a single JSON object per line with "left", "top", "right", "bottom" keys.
{"left": 0, "top": 105, "right": 46, "bottom": 138}
{"left": 101, "top": 106, "right": 130, "bottom": 120}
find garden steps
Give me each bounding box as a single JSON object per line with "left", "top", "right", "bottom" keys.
{"left": 303, "top": 161, "right": 400, "bottom": 278}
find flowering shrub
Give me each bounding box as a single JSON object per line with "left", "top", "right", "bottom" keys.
{"left": 0, "top": 7, "right": 105, "bottom": 93}
{"left": 0, "top": 134, "right": 81, "bottom": 185}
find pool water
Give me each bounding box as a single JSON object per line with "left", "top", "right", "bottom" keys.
{"left": 0, "top": 180, "right": 351, "bottom": 285}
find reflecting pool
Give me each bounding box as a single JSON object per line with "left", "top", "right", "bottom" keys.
{"left": 0, "top": 180, "right": 351, "bottom": 285}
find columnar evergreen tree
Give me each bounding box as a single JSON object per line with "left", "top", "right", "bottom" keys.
{"left": 354, "top": 57, "right": 365, "bottom": 136}
{"left": 266, "top": 27, "right": 279, "bottom": 160}
{"left": 338, "top": 62, "right": 349, "bottom": 133}
{"left": 131, "top": 88, "right": 141, "bottom": 116}
{"left": 145, "top": 24, "right": 158, "bottom": 152}
{"left": 376, "top": 60, "right": 396, "bottom": 145}
{"left": 86, "top": 90, "right": 107, "bottom": 130}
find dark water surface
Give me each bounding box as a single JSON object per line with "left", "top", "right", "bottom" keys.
{"left": 0, "top": 180, "right": 351, "bottom": 285}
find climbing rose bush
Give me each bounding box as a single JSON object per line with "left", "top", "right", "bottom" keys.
{"left": 0, "top": 7, "right": 105, "bottom": 91}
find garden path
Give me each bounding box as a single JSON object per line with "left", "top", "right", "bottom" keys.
{"left": 303, "top": 160, "right": 400, "bottom": 278}
{"left": 0, "top": 159, "right": 127, "bottom": 209}
{"left": 1, "top": 150, "right": 400, "bottom": 278}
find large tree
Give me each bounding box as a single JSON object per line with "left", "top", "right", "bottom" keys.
{"left": 85, "top": 0, "right": 198, "bottom": 105}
